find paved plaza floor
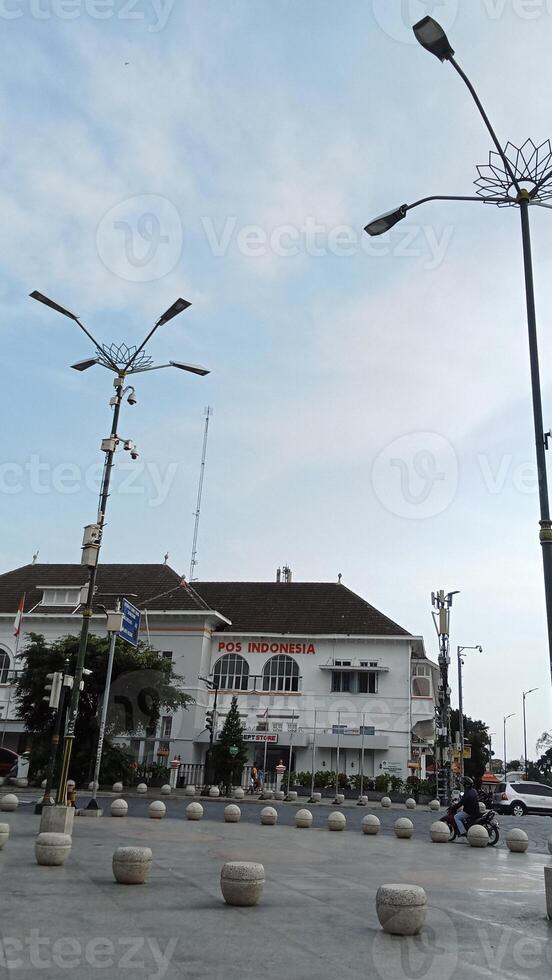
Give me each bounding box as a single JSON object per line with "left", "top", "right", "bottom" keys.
{"left": 1, "top": 807, "right": 551, "bottom": 980}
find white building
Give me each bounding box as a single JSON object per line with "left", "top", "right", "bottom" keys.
{"left": 0, "top": 563, "right": 438, "bottom": 781}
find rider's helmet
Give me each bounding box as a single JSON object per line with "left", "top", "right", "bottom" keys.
{"left": 460, "top": 776, "right": 474, "bottom": 788}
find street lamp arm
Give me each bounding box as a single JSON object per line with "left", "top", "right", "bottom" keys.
{"left": 365, "top": 195, "right": 508, "bottom": 236}
{"left": 408, "top": 194, "right": 507, "bottom": 210}
{"left": 448, "top": 56, "right": 521, "bottom": 196}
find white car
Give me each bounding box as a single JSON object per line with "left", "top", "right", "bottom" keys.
{"left": 493, "top": 780, "right": 552, "bottom": 817}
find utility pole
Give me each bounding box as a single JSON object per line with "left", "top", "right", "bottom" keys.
{"left": 35, "top": 659, "right": 71, "bottom": 814}
{"left": 522, "top": 688, "right": 538, "bottom": 778}
{"left": 189, "top": 407, "right": 212, "bottom": 581}
{"left": 431, "top": 590, "right": 459, "bottom": 804}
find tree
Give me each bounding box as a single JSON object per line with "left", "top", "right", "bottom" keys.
{"left": 16, "top": 633, "right": 192, "bottom": 785}
{"left": 450, "top": 709, "right": 489, "bottom": 784}
{"left": 213, "top": 696, "right": 248, "bottom": 793}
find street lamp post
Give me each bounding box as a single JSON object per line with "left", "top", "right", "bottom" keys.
{"left": 457, "top": 645, "right": 483, "bottom": 777}
{"left": 30, "top": 291, "right": 209, "bottom": 805}
{"left": 488, "top": 731, "right": 496, "bottom": 773}
{"left": 365, "top": 17, "right": 552, "bottom": 686}
{"left": 503, "top": 713, "right": 515, "bottom": 780}
{"left": 522, "top": 687, "right": 539, "bottom": 777}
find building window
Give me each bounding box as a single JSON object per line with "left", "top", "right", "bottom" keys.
{"left": 262, "top": 655, "right": 299, "bottom": 692}
{"left": 331, "top": 671, "right": 351, "bottom": 693}
{"left": 358, "top": 672, "right": 377, "bottom": 695}
{"left": 272, "top": 722, "right": 283, "bottom": 733}
{"left": 160, "top": 716, "right": 172, "bottom": 739}
{"left": 0, "top": 651, "right": 10, "bottom": 685}
{"left": 412, "top": 664, "right": 433, "bottom": 697}
{"left": 360, "top": 725, "right": 375, "bottom": 736}
{"left": 40, "top": 588, "right": 81, "bottom": 606}
{"left": 332, "top": 725, "right": 347, "bottom": 734}
{"left": 162, "top": 651, "right": 173, "bottom": 662}
{"left": 213, "top": 654, "right": 250, "bottom": 691}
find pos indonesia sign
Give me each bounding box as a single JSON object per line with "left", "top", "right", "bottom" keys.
{"left": 118, "top": 598, "right": 141, "bottom": 648}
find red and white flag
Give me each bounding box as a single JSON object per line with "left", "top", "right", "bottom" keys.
{"left": 13, "top": 595, "right": 25, "bottom": 638}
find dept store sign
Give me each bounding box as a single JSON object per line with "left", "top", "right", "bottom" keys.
{"left": 217, "top": 640, "right": 316, "bottom": 655}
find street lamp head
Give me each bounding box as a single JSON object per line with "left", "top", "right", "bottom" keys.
{"left": 71, "top": 358, "right": 100, "bottom": 372}
{"left": 413, "top": 16, "right": 455, "bottom": 62}
{"left": 364, "top": 205, "right": 408, "bottom": 237}
{"left": 156, "top": 298, "right": 191, "bottom": 327}
{"left": 30, "top": 290, "right": 80, "bottom": 322}
{"left": 169, "top": 360, "right": 210, "bottom": 377}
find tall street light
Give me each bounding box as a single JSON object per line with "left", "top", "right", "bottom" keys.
{"left": 522, "top": 687, "right": 539, "bottom": 778}
{"left": 488, "top": 731, "right": 496, "bottom": 773}
{"left": 457, "top": 645, "right": 482, "bottom": 778}
{"left": 365, "top": 16, "right": 552, "bottom": 687}
{"left": 30, "top": 291, "right": 209, "bottom": 805}
{"left": 503, "top": 713, "right": 516, "bottom": 780}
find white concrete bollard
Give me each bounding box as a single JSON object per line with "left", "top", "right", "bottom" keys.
{"left": 186, "top": 802, "right": 203, "bottom": 821}
{"left": 111, "top": 799, "right": 128, "bottom": 818}
{"left": 160, "top": 785, "right": 172, "bottom": 796}
{"left": 88, "top": 781, "right": 99, "bottom": 792}
{"left": 405, "top": 798, "right": 416, "bottom": 810}
{"left": 545, "top": 867, "right": 552, "bottom": 920}
{"left": 184, "top": 785, "right": 196, "bottom": 797}
{"left": 274, "top": 791, "right": 285, "bottom": 801}
{"left": 358, "top": 795, "right": 368, "bottom": 806}
{"left": 260, "top": 807, "right": 278, "bottom": 826}
{"left": 261, "top": 790, "right": 274, "bottom": 800}
{"left": 467, "top": 825, "right": 489, "bottom": 848}
{"left": 136, "top": 783, "right": 148, "bottom": 794}
{"left": 35, "top": 832, "right": 72, "bottom": 867}
{"left": 362, "top": 815, "right": 380, "bottom": 835}
{"left": 208, "top": 786, "right": 220, "bottom": 798}
{"left": 334, "top": 793, "right": 345, "bottom": 805}
{"left": 310, "top": 792, "right": 322, "bottom": 803}
{"left": 295, "top": 808, "right": 313, "bottom": 828}
{"left": 380, "top": 796, "right": 391, "bottom": 808}
{"left": 233, "top": 788, "right": 245, "bottom": 800}
{"left": 429, "top": 799, "right": 440, "bottom": 812}
{"left": 376, "top": 884, "right": 427, "bottom": 936}
{"left": 394, "top": 818, "right": 414, "bottom": 839}
{"left": 112, "top": 846, "right": 152, "bottom": 884}
{"left": 224, "top": 804, "right": 241, "bottom": 823}
{"left": 149, "top": 801, "right": 166, "bottom": 820}
{"left": 506, "top": 828, "right": 529, "bottom": 853}
{"left": 112, "top": 782, "right": 123, "bottom": 794}
{"left": 430, "top": 821, "right": 450, "bottom": 843}
{"left": 286, "top": 791, "right": 298, "bottom": 801}
{"left": 0, "top": 794, "right": 18, "bottom": 812}
{"left": 328, "top": 811, "right": 346, "bottom": 831}
{"left": 0, "top": 823, "right": 10, "bottom": 848}
{"left": 220, "top": 862, "right": 265, "bottom": 907}
{"left": 41, "top": 780, "right": 47, "bottom": 790}
{"left": 67, "top": 780, "right": 76, "bottom": 791}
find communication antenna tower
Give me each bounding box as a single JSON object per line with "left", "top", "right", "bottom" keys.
{"left": 189, "top": 406, "right": 212, "bottom": 581}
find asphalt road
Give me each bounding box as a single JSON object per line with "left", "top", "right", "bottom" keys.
{"left": 13, "top": 790, "right": 552, "bottom": 854}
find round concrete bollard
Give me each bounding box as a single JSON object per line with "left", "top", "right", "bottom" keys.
{"left": 233, "top": 788, "right": 245, "bottom": 800}
{"left": 274, "top": 791, "right": 285, "bottom": 801}
{"left": 149, "top": 801, "right": 166, "bottom": 820}
{"left": 112, "top": 782, "right": 123, "bottom": 794}
{"left": 186, "top": 802, "right": 204, "bottom": 821}
{"left": 310, "top": 792, "right": 322, "bottom": 803}
{"left": 467, "top": 825, "right": 489, "bottom": 848}
{"left": 479, "top": 802, "right": 486, "bottom": 815}
{"left": 394, "top": 818, "right": 414, "bottom": 839}
{"left": 334, "top": 793, "right": 345, "bottom": 805}
{"left": 220, "top": 861, "right": 265, "bottom": 907}
{"left": 376, "top": 884, "right": 427, "bottom": 936}
{"left": 41, "top": 779, "right": 47, "bottom": 790}
{"left": 286, "top": 791, "right": 298, "bottom": 802}
{"left": 261, "top": 790, "right": 274, "bottom": 800}
{"left": 209, "top": 786, "right": 220, "bottom": 798}
{"left": 224, "top": 804, "right": 241, "bottom": 824}
{"left": 430, "top": 821, "right": 450, "bottom": 843}
{"left": 295, "top": 808, "right": 313, "bottom": 828}
{"left": 548, "top": 836, "right": 552, "bottom": 856}
{"left": 358, "top": 795, "right": 368, "bottom": 806}
{"left": 260, "top": 807, "right": 278, "bottom": 826}
{"left": 16, "top": 778, "right": 28, "bottom": 788}
{"left": 506, "top": 828, "right": 529, "bottom": 853}
{"left": 136, "top": 783, "right": 148, "bottom": 795}
{"left": 328, "top": 811, "right": 347, "bottom": 832}
{"left": 185, "top": 785, "right": 196, "bottom": 797}
{"left": 0, "top": 794, "right": 18, "bottom": 812}
{"left": 35, "top": 832, "right": 72, "bottom": 867}
{"left": 362, "top": 814, "right": 381, "bottom": 835}
{"left": 111, "top": 799, "right": 128, "bottom": 818}
{"left": 160, "top": 785, "right": 171, "bottom": 796}
{"left": 88, "top": 781, "right": 99, "bottom": 792}
{"left": 405, "top": 798, "right": 416, "bottom": 810}
{"left": 112, "top": 846, "right": 152, "bottom": 885}
{"left": 0, "top": 823, "right": 10, "bottom": 849}
{"left": 429, "top": 800, "right": 440, "bottom": 812}
{"left": 380, "top": 796, "right": 391, "bottom": 808}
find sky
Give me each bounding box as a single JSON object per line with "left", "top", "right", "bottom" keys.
{"left": 1, "top": 0, "right": 551, "bottom": 760}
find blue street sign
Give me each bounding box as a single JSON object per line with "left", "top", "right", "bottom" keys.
{"left": 118, "top": 598, "right": 141, "bottom": 647}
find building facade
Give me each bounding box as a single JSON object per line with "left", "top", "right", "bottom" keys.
{"left": 0, "top": 564, "right": 438, "bottom": 781}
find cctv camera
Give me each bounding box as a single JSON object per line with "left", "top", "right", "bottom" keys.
{"left": 130, "top": 449, "right": 139, "bottom": 460}
{"left": 82, "top": 668, "right": 93, "bottom": 676}
{"left": 127, "top": 393, "right": 137, "bottom": 406}
{"left": 123, "top": 440, "right": 135, "bottom": 452}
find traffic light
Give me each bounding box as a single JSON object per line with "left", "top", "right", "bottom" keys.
{"left": 205, "top": 710, "right": 214, "bottom": 733}
{"left": 43, "top": 672, "right": 63, "bottom": 709}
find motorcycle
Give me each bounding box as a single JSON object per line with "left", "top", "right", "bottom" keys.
{"left": 443, "top": 804, "right": 500, "bottom": 846}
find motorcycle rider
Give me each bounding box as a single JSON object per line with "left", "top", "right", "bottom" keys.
{"left": 452, "top": 776, "right": 480, "bottom": 836}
